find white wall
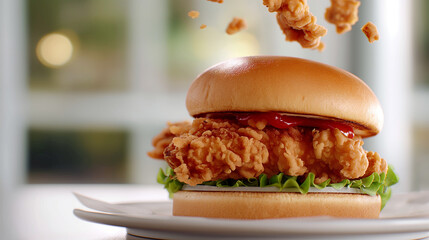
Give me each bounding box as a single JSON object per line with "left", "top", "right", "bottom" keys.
{"left": 0, "top": 0, "right": 26, "bottom": 238}
{"left": 352, "top": 0, "right": 413, "bottom": 192}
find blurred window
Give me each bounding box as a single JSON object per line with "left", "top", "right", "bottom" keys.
{"left": 28, "top": 129, "right": 129, "bottom": 183}
{"left": 28, "top": 0, "right": 127, "bottom": 91}
{"left": 26, "top": 0, "right": 130, "bottom": 184}
{"left": 416, "top": 0, "right": 429, "bottom": 87}
{"left": 413, "top": 126, "right": 429, "bottom": 189}
{"left": 413, "top": 0, "right": 429, "bottom": 190}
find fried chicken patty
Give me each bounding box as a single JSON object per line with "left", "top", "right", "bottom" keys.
{"left": 148, "top": 118, "right": 387, "bottom": 186}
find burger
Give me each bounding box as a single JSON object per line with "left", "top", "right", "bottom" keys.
{"left": 148, "top": 56, "right": 398, "bottom": 219}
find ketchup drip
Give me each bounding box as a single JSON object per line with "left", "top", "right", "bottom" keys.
{"left": 234, "top": 112, "right": 355, "bottom": 139}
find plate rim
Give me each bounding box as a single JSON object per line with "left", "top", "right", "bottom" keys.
{"left": 74, "top": 201, "right": 429, "bottom": 236}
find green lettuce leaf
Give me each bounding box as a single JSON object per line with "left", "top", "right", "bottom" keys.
{"left": 157, "top": 168, "right": 183, "bottom": 198}
{"left": 157, "top": 165, "right": 399, "bottom": 209}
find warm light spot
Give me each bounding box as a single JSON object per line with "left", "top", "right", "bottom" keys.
{"left": 36, "top": 33, "right": 74, "bottom": 68}
{"left": 192, "top": 30, "right": 260, "bottom": 60}
{"left": 222, "top": 32, "right": 260, "bottom": 59}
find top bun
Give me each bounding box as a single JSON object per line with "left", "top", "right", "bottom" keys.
{"left": 186, "top": 56, "right": 383, "bottom": 137}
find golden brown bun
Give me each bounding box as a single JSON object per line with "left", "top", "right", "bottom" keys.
{"left": 173, "top": 191, "right": 381, "bottom": 219}
{"left": 186, "top": 56, "right": 383, "bottom": 137}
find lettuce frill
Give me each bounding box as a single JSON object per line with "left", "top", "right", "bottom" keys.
{"left": 157, "top": 166, "right": 398, "bottom": 209}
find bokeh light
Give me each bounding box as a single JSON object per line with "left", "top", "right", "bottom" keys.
{"left": 36, "top": 33, "right": 74, "bottom": 68}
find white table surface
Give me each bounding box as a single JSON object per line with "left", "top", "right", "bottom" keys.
{"left": 1, "top": 184, "right": 169, "bottom": 240}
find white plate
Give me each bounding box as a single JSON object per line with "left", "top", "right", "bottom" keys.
{"left": 74, "top": 201, "right": 429, "bottom": 240}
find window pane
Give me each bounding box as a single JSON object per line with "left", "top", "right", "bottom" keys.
{"left": 414, "top": 0, "right": 429, "bottom": 191}
{"left": 416, "top": 0, "right": 429, "bottom": 87}
{"left": 413, "top": 125, "right": 429, "bottom": 190}
{"left": 27, "top": 0, "right": 127, "bottom": 91}
{"left": 27, "top": 129, "right": 129, "bottom": 183}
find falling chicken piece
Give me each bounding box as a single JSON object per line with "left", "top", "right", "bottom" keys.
{"left": 325, "top": 0, "right": 360, "bottom": 34}
{"left": 207, "top": 0, "right": 224, "bottom": 3}
{"left": 200, "top": 24, "right": 207, "bottom": 29}
{"left": 361, "top": 22, "right": 379, "bottom": 43}
{"left": 263, "top": 0, "right": 327, "bottom": 50}
{"left": 188, "top": 11, "right": 200, "bottom": 19}
{"left": 226, "top": 17, "right": 247, "bottom": 35}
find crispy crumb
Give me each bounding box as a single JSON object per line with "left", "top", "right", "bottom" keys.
{"left": 200, "top": 24, "right": 207, "bottom": 29}
{"left": 325, "top": 0, "right": 360, "bottom": 34}
{"left": 263, "top": 0, "right": 327, "bottom": 50}
{"left": 207, "top": 0, "right": 224, "bottom": 3}
{"left": 317, "top": 42, "right": 325, "bottom": 52}
{"left": 188, "top": 10, "right": 200, "bottom": 19}
{"left": 226, "top": 17, "right": 247, "bottom": 35}
{"left": 361, "top": 22, "right": 379, "bottom": 43}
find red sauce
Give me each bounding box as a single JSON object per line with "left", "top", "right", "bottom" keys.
{"left": 229, "top": 112, "right": 355, "bottom": 138}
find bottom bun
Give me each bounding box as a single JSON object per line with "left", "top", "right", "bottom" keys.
{"left": 173, "top": 191, "right": 381, "bottom": 219}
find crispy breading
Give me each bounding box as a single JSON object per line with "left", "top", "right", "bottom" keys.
{"left": 361, "top": 22, "right": 379, "bottom": 43}
{"left": 325, "top": 0, "right": 360, "bottom": 34}
{"left": 147, "top": 121, "right": 191, "bottom": 159}
{"left": 365, "top": 151, "right": 388, "bottom": 177}
{"left": 150, "top": 118, "right": 387, "bottom": 185}
{"left": 262, "top": 127, "right": 309, "bottom": 177}
{"left": 313, "top": 128, "right": 368, "bottom": 179}
{"left": 226, "top": 17, "right": 247, "bottom": 35}
{"left": 188, "top": 10, "right": 200, "bottom": 19}
{"left": 263, "top": 0, "right": 327, "bottom": 49}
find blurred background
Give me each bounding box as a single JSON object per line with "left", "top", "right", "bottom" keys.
{"left": 0, "top": 0, "right": 427, "bottom": 238}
